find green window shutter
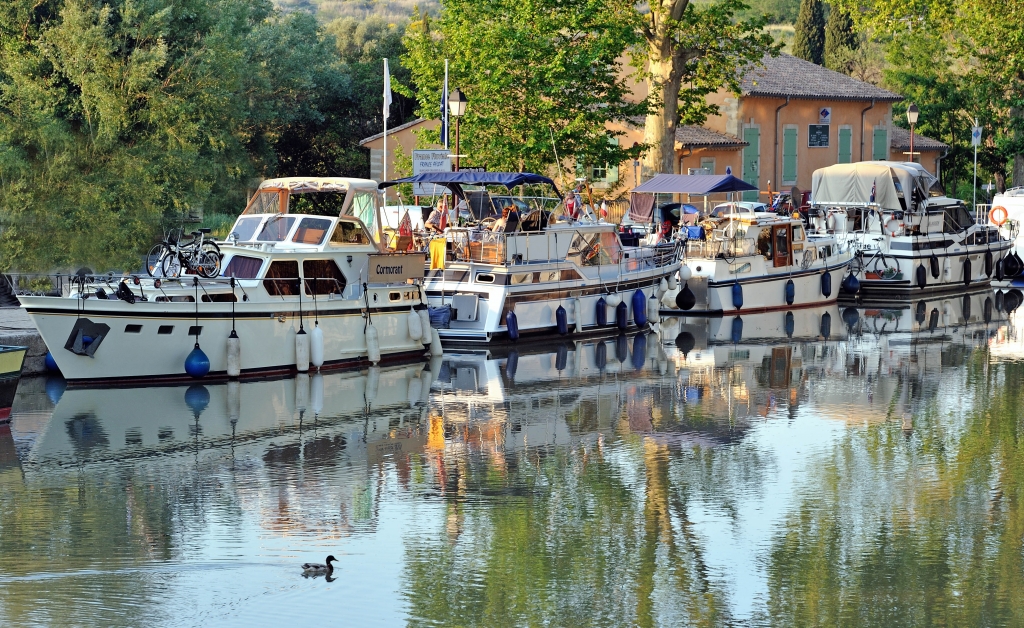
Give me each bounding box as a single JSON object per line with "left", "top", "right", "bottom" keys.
{"left": 783, "top": 128, "right": 798, "bottom": 182}
{"left": 872, "top": 128, "right": 888, "bottom": 160}
{"left": 700, "top": 158, "right": 715, "bottom": 174}
{"left": 838, "top": 128, "right": 852, "bottom": 163}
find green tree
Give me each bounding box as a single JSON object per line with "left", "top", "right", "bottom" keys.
{"left": 0, "top": 0, "right": 364, "bottom": 271}
{"left": 637, "top": 0, "right": 779, "bottom": 175}
{"left": 403, "top": 0, "right": 646, "bottom": 177}
{"left": 792, "top": 0, "right": 825, "bottom": 65}
{"left": 823, "top": 4, "right": 857, "bottom": 73}
{"left": 834, "top": 0, "right": 1024, "bottom": 191}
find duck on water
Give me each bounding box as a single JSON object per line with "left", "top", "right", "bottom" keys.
{"left": 302, "top": 555, "right": 338, "bottom": 577}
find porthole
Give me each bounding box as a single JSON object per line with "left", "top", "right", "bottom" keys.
{"left": 476, "top": 274, "right": 495, "bottom": 284}
{"left": 389, "top": 291, "right": 401, "bottom": 302}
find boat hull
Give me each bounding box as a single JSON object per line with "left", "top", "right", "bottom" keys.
{"left": 19, "top": 296, "right": 427, "bottom": 383}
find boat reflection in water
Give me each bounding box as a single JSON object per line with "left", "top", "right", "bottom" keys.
{"left": 5, "top": 301, "right": 1024, "bottom": 625}
{"left": 29, "top": 364, "right": 434, "bottom": 470}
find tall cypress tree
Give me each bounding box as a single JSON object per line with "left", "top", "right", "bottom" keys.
{"left": 824, "top": 5, "right": 858, "bottom": 72}
{"left": 792, "top": 0, "right": 825, "bottom": 65}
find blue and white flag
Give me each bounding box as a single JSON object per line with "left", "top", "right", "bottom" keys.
{"left": 440, "top": 60, "right": 449, "bottom": 149}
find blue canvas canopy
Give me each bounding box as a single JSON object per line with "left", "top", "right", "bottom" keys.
{"left": 378, "top": 172, "right": 556, "bottom": 190}
{"left": 629, "top": 174, "right": 758, "bottom": 221}
{"left": 631, "top": 174, "right": 758, "bottom": 195}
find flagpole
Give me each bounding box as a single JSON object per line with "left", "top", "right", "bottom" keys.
{"left": 383, "top": 58, "right": 391, "bottom": 215}
{"left": 444, "top": 60, "right": 449, "bottom": 151}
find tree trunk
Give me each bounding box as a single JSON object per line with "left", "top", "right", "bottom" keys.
{"left": 643, "top": 56, "right": 682, "bottom": 175}
{"left": 994, "top": 171, "right": 1006, "bottom": 194}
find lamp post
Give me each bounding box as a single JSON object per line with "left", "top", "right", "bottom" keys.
{"left": 448, "top": 88, "right": 468, "bottom": 171}
{"left": 906, "top": 103, "right": 919, "bottom": 163}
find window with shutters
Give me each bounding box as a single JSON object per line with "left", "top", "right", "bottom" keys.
{"left": 872, "top": 128, "right": 888, "bottom": 160}
{"left": 783, "top": 126, "right": 798, "bottom": 184}
{"left": 838, "top": 127, "right": 853, "bottom": 163}
{"left": 700, "top": 157, "right": 716, "bottom": 174}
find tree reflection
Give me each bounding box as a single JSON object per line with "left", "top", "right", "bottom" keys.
{"left": 764, "top": 346, "right": 1024, "bottom": 626}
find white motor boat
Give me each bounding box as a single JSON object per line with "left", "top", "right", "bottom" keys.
{"left": 810, "top": 161, "right": 1012, "bottom": 298}
{"left": 379, "top": 172, "right": 682, "bottom": 343}
{"left": 19, "top": 178, "right": 436, "bottom": 384}
{"left": 661, "top": 210, "right": 853, "bottom": 316}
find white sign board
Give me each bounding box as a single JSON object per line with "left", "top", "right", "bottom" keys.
{"left": 367, "top": 253, "right": 426, "bottom": 283}
{"left": 818, "top": 107, "right": 832, "bottom": 124}
{"left": 971, "top": 126, "right": 983, "bottom": 147}
{"left": 412, "top": 150, "right": 451, "bottom": 197}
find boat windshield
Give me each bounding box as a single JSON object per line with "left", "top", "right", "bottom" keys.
{"left": 257, "top": 215, "right": 296, "bottom": 242}
{"left": 230, "top": 216, "right": 264, "bottom": 241}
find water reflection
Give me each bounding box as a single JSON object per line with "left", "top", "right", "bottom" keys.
{"left": 1, "top": 295, "right": 1022, "bottom": 625}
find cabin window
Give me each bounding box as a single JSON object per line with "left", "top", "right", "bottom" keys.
{"left": 350, "top": 192, "right": 378, "bottom": 239}
{"left": 292, "top": 218, "right": 333, "bottom": 245}
{"left": 303, "top": 259, "right": 347, "bottom": 295}
{"left": 476, "top": 273, "right": 495, "bottom": 284}
{"left": 289, "top": 192, "right": 347, "bottom": 217}
{"left": 158, "top": 325, "right": 174, "bottom": 334}
{"left": 243, "top": 190, "right": 284, "bottom": 215}
{"left": 230, "top": 217, "right": 263, "bottom": 241}
{"left": 223, "top": 255, "right": 264, "bottom": 279}
{"left": 256, "top": 216, "right": 296, "bottom": 242}
{"left": 330, "top": 220, "right": 371, "bottom": 245}
{"left": 264, "top": 260, "right": 300, "bottom": 296}
{"left": 511, "top": 273, "right": 533, "bottom": 285}
{"left": 793, "top": 225, "right": 804, "bottom": 241}
{"left": 124, "top": 324, "right": 142, "bottom": 333}
{"left": 188, "top": 326, "right": 203, "bottom": 336}
{"left": 756, "top": 228, "right": 773, "bottom": 260}
{"left": 201, "top": 293, "right": 238, "bottom": 302}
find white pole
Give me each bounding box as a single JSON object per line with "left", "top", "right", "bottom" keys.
{"left": 444, "top": 60, "right": 450, "bottom": 151}
{"left": 973, "top": 117, "right": 979, "bottom": 215}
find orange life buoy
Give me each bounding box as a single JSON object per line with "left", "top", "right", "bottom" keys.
{"left": 991, "top": 205, "right": 1009, "bottom": 226}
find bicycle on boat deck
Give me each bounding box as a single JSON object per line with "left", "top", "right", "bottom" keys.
{"left": 145, "top": 228, "right": 222, "bottom": 279}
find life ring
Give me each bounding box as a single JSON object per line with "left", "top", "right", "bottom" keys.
{"left": 991, "top": 206, "right": 1009, "bottom": 226}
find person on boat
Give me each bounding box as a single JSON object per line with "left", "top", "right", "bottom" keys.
{"left": 491, "top": 205, "right": 520, "bottom": 233}
{"left": 425, "top": 197, "right": 448, "bottom": 233}
{"left": 564, "top": 192, "right": 578, "bottom": 220}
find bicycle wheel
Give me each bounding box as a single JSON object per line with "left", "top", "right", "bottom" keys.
{"left": 197, "top": 250, "right": 221, "bottom": 278}
{"left": 161, "top": 252, "right": 183, "bottom": 278}
{"left": 146, "top": 243, "right": 169, "bottom": 277}
{"left": 201, "top": 240, "right": 221, "bottom": 258}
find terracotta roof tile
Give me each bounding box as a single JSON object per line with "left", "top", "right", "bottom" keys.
{"left": 741, "top": 54, "right": 901, "bottom": 102}
{"left": 889, "top": 126, "right": 948, "bottom": 150}
{"left": 674, "top": 125, "right": 747, "bottom": 148}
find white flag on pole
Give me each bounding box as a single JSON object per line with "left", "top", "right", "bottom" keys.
{"left": 383, "top": 58, "right": 393, "bottom": 117}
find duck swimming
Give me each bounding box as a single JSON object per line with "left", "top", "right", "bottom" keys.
{"left": 302, "top": 555, "right": 338, "bottom": 575}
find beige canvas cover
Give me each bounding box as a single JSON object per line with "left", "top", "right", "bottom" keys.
{"left": 811, "top": 163, "right": 902, "bottom": 211}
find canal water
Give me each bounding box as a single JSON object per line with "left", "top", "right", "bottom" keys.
{"left": 2, "top": 296, "right": 1024, "bottom": 626}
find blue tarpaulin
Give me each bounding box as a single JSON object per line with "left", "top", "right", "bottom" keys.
{"left": 379, "top": 172, "right": 556, "bottom": 190}
{"left": 632, "top": 174, "right": 758, "bottom": 195}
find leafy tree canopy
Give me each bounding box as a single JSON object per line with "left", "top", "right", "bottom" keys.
{"left": 402, "top": 0, "right": 647, "bottom": 178}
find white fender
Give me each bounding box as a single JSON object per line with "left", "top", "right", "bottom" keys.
{"left": 407, "top": 375, "right": 422, "bottom": 408}
{"left": 573, "top": 298, "right": 584, "bottom": 333}
{"left": 662, "top": 292, "right": 676, "bottom": 308}
{"left": 656, "top": 278, "right": 668, "bottom": 298}
{"left": 606, "top": 293, "right": 621, "bottom": 307}
{"left": 419, "top": 367, "right": 433, "bottom": 403}
{"left": 365, "top": 366, "right": 380, "bottom": 404}
{"left": 679, "top": 265, "right": 693, "bottom": 281}
{"left": 647, "top": 295, "right": 661, "bottom": 324}
{"left": 310, "top": 324, "right": 324, "bottom": 369}
{"left": 430, "top": 328, "right": 443, "bottom": 357}
{"left": 407, "top": 310, "right": 423, "bottom": 341}
{"left": 295, "top": 329, "right": 310, "bottom": 372}
{"left": 418, "top": 309, "right": 431, "bottom": 345}
{"left": 943, "top": 257, "right": 951, "bottom": 280}
{"left": 668, "top": 272, "right": 678, "bottom": 291}
{"left": 227, "top": 380, "right": 240, "bottom": 426}
{"left": 366, "top": 322, "right": 381, "bottom": 365}
{"left": 295, "top": 372, "right": 309, "bottom": 413}
{"left": 311, "top": 372, "right": 324, "bottom": 416}
{"left": 226, "top": 332, "right": 241, "bottom": 378}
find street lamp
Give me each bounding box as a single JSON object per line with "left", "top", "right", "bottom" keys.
{"left": 906, "top": 103, "right": 919, "bottom": 163}
{"left": 448, "top": 88, "right": 468, "bottom": 171}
